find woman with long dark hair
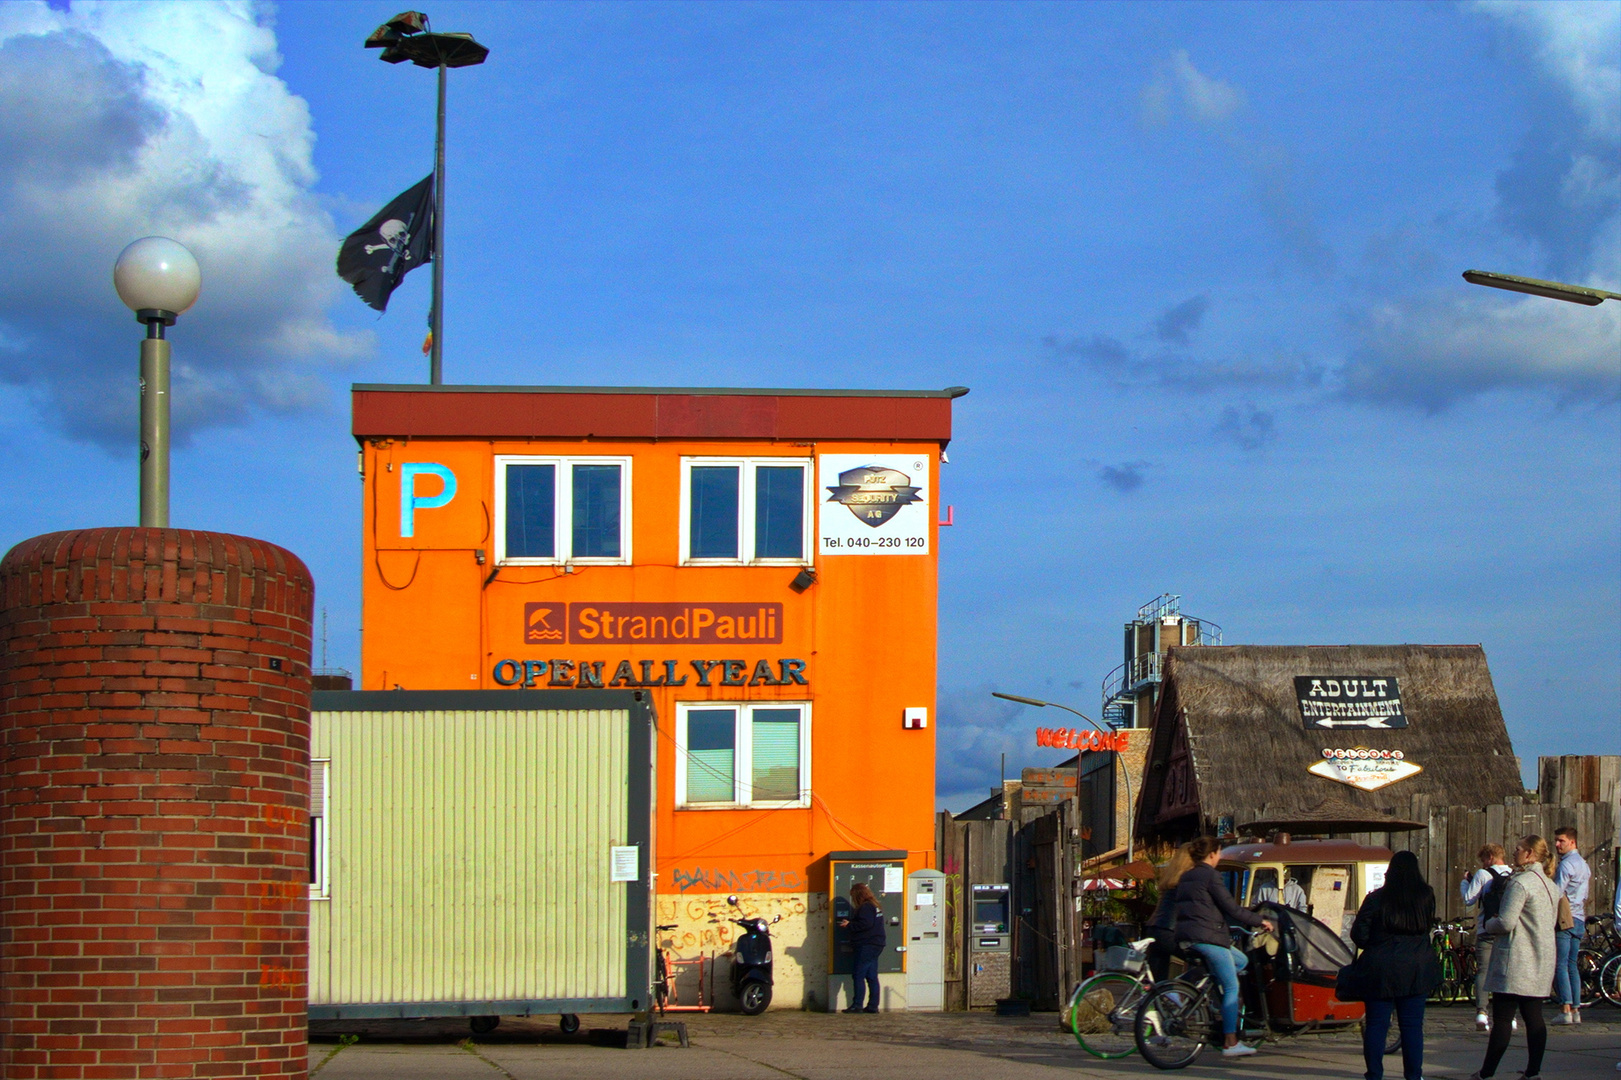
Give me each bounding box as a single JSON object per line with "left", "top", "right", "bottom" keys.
{"left": 1350, "top": 850, "right": 1441, "bottom": 1080}
{"left": 838, "top": 882, "right": 885, "bottom": 1012}
{"left": 1172, "top": 836, "right": 1274, "bottom": 1057}
{"left": 1468, "top": 835, "right": 1559, "bottom": 1080}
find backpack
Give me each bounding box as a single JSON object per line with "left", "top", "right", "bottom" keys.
{"left": 1479, "top": 866, "right": 1512, "bottom": 922}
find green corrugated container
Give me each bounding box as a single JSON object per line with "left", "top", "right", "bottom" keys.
{"left": 307, "top": 690, "right": 654, "bottom": 1019}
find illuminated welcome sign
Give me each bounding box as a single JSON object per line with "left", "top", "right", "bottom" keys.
{"left": 1035, "top": 728, "right": 1129, "bottom": 752}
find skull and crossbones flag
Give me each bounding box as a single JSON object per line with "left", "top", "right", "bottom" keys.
{"left": 336, "top": 174, "right": 434, "bottom": 311}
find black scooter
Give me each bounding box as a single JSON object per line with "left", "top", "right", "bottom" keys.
{"left": 723, "top": 895, "right": 780, "bottom": 1015}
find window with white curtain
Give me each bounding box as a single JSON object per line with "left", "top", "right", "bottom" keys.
{"left": 675, "top": 702, "right": 810, "bottom": 809}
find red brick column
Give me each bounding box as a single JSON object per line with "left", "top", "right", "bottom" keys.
{"left": 0, "top": 528, "right": 312, "bottom": 1079}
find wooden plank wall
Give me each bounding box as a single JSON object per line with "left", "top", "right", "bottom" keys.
{"left": 1224, "top": 795, "right": 1617, "bottom": 925}
{"left": 936, "top": 813, "right": 1015, "bottom": 1010}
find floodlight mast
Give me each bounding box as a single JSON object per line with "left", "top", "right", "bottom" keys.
{"left": 366, "top": 11, "right": 489, "bottom": 385}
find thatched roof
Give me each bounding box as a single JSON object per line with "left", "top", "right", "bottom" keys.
{"left": 1238, "top": 794, "right": 1425, "bottom": 834}
{"left": 1138, "top": 645, "right": 1524, "bottom": 840}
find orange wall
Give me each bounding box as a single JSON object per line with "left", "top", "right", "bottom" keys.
{"left": 359, "top": 436, "right": 940, "bottom": 895}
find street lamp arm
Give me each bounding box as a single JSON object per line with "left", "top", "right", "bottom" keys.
{"left": 1463, "top": 269, "right": 1621, "bottom": 306}
{"left": 992, "top": 691, "right": 1134, "bottom": 863}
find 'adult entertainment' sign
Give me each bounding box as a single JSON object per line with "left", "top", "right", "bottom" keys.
{"left": 1293, "top": 676, "right": 1408, "bottom": 729}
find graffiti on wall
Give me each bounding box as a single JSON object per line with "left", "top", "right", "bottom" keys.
{"left": 668, "top": 866, "right": 806, "bottom": 894}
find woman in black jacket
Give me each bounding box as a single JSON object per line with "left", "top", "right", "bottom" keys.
{"left": 838, "top": 882, "right": 886, "bottom": 1012}
{"left": 1172, "top": 836, "right": 1274, "bottom": 1057}
{"left": 1349, "top": 850, "right": 1440, "bottom": 1080}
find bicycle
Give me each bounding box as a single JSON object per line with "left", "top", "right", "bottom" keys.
{"left": 1132, "top": 939, "right": 1267, "bottom": 1070}
{"left": 653, "top": 923, "right": 715, "bottom": 1015}
{"left": 1598, "top": 949, "right": 1621, "bottom": 1008}
{"left": 1065, "top": 938, "right": 1156, "bottom": 1059}
{"left": 1429, "top": 920, "right": 1475, "bottom": 1004}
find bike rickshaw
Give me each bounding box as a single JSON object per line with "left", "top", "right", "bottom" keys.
{"left": 1131, "top": 900, "right": 1399, "bottom": 1069}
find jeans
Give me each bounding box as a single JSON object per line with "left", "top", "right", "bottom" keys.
{"left": 1363, "top": 994, "right": 1426, "bottom": 1080}
{"left": 1481, "top": 993, "right": 1546, "bottom": 1078}
{"left": 1474, "top": 936, "right": 1495, "bottom": 1014}
{"left": 1554, "top": 918, "right": 1584, "bottom": 1007}
{"left": 850, "top": 945, "right": 881, "bottom": 1011}
{"left": 1190, "top": 943, "right": 1247, "bottom": 1036}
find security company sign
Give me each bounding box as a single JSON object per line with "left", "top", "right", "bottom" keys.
{"left": 1294, "top": 676, "right": 1408, "bottom": 729}
{"left": 1309, "top": 748, "right": 1422, "bottom": 791}
{"left": 818, "top": 454, "right": 929, "bottom": 555}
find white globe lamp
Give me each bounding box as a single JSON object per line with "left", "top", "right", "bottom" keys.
{"left": 113, "top": 237, "right": 200, "bottom": 528}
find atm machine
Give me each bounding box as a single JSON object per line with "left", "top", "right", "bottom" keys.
{"left": 827, "top": 851, "right": 908, "bottom": 1011}
{"left": 967, "top": 882, "right": 1011, "bottom": 1008}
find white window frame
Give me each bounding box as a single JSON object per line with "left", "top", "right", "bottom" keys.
{"left": 678, "top": 457, "right": 813, "bottom": 566}
{"left": 674, "top": 701, "right": 812, "bottom": 810}
{"left": 494, "top": 455, "right": 633, "bottom": 565}
{"left": 309, "top": 758, "right": 329, "bottom": 900}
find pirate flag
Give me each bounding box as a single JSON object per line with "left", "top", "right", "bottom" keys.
{"left": 336, "top": 174, "right": 434, "bottom": 311}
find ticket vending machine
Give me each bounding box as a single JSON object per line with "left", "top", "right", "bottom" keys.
{"left": 827, "top": 851, "right": 908, "bottom": 1012}
{"left": 905, "top": 869, "right": 945, "bottom": 1011}
{"left": 968, "top": 882, "right": 1012, "bottom": 1008}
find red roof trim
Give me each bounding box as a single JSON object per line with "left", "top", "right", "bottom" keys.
{"left": 352, "top": 386, "right": 958, "bottom": 442}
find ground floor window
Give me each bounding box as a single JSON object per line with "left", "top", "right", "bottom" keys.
{"left": 675, "top": 702, "right": 810, "bottom": 809}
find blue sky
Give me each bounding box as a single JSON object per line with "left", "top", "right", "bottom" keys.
{"left": 2, "top": 1, "right": 1616, "bottom": 808}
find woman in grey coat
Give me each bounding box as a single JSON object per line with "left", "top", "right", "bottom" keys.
{"left": 1468, "top": 834, "right": 1558, "bottom": 1080}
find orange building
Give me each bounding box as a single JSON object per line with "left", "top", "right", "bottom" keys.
{"left": 353, "top": 383, "right": 965, "bottom": 1009}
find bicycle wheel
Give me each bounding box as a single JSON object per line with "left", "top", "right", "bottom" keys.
{"left": 1599, "top": 952, "right": 1621, "bottom": 1008}
{"left": 1576, "top": 948, "right": 1603, "bottom": 1009}
{"left": 653, "top": 950, "right": 670, "bottom": 1013}
{"left": 1070, "top": 972, "right": 1143, "bottom": 1059}
{"left": 1135, "top": 981, "right": 1213, "bottom": 1070}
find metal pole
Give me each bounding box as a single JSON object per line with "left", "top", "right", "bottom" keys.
{"left": 138, "top": 325, "right": 170, "bottom": 527}
{"left": 430, "top": 61, "right": 446, "bottom": 385}
{"left": 1040, "top": 701, "right": 1134, "bottom": 866}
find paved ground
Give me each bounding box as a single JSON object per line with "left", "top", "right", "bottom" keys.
{"left": 310, "top": 1005, "right": 1621, "bottom": 1079}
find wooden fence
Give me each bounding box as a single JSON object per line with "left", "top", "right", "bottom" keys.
{"left": 1224, "top": 794, "right": 1617, "bottom": 924}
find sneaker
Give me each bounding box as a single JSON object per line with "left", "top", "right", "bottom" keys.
{"left": 1476, "top": 1011, "right": 1489, "bottom": 1031}
{"left": 1573, "top": 1009, "right": 1581, "bottom": 1024}
{"left": 1222, "top": 1043, "right": 1258, "bottom": 1058}
{"left": 1511, "top": 1016, "right": 1518, "bottom": 1032}
{"left": 1556, "top": 1012, "right": 1575, "bottom": 1025}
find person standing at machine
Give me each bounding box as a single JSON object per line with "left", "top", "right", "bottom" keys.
{"left": 1552, "top": 826, "right": 1590, "bottom": 1025}
{"left": 1462, "top": 843, "right": 1515, "bottom": 1032}
{"left": 1351, "top": 850, "right": 1442, "bottom": 1080}
{"left": 838, "top": 882, "right": 886, "bottom": 1013}
{"left": 1173, "top": 837, "right": 1275, "bottom": 1058}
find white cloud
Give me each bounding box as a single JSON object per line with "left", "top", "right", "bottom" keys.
{"left": 0, "top": 0, "right": 370, "bottom": 445}
{"left": 1141, "top": 48, "right": 1245, "bottom": 126}
{"left": 1473, "top": 0, "right": 1621, "bottom": 141}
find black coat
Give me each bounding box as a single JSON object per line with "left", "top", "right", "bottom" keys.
{"left": 1347, "top": 888, "right": 1441, "bottom": 1000}
{"left": 1172, "top": 863, "right": 1266, "bottom": 948}
{"left": 846, "top": 902, "right": 886, "bottom": 950}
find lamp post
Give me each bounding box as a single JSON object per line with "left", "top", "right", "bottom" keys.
{"left": 1462, "top": 269, "right": 1621, "bottom": 306}
{"left": 993, "top": 691, "right": 1134, "bottom": 864}
{"left": 114, "top": 237, "right": 200, "bottom": 528}
{"left": 366, "top": 11, "right": 489, "bottom": 385}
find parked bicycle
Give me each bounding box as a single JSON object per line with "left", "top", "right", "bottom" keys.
{"left": 1065, "top": 938, "right": 1156, "bottom": 1058}
{"left": 1428, "top": 919, "right": 1477, "bottom": 1004}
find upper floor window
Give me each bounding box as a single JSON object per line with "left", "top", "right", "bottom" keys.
{"left": 680, "top": 458, "right": 811, "bottom": 565}
{"left": 675, "top": 702, "right": 810, "bottom": 809}
{"left": 495, "top": 456, "right": 632, "bottom": 564}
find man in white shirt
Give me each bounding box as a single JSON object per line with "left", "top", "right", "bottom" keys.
{"left": 1254, "top": 871, "right": 1309, "bottom": 911}
{"left": 1461, "top": 843, "right": 1512, "bottom": 1031}
{"left": 1553, "top": 826, "right": 1591, "bottom": 1024}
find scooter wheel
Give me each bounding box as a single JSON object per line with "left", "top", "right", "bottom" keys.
{"left": 739, "top": 982, "right": 772, "bottom": 1015}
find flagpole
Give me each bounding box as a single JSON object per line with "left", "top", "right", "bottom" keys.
{"left": 431, "top": 60, "right": 446, "bottom": 386}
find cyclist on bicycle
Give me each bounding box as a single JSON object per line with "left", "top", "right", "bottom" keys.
{"left": 1172, "top": 836, "right": 1275, "bottom": 1058}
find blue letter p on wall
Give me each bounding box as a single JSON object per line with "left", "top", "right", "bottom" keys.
{"left": 400, "top": 463, "right": 457, "bottom": 537}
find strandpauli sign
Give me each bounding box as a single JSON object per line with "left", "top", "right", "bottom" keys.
{"left": 491, "top": 657, "right": 808, "bottom": 688}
